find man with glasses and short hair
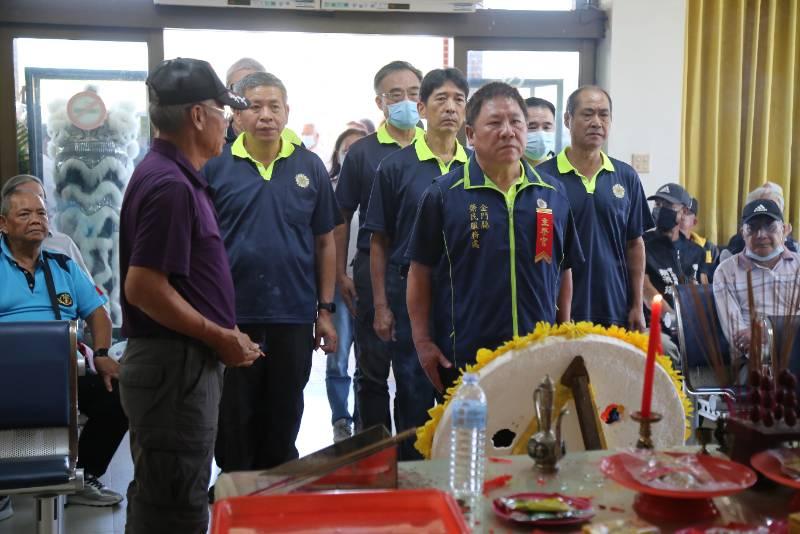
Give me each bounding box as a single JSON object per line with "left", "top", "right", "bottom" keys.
{"left": 203, "top": 71, "right": 340, "bottom": 472}
{"left": 714, "top": 199, "right": 800, "bottom": 352}
{"left": 119, "top": 58, "right": 261, "bottom": 533}
{"left": 363, "top": 68, "right": 470, "bottom": 458}
{"left": 334, "top": 60, "right": 425, "bottom": 433}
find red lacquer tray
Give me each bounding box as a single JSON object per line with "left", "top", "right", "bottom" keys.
{"left": 492, "top": 492, "right": 595, "bottom": 526}
{"left": 211, "top": 488, "right": 469, "bottom": 533}
{"left": 750, "top": 449, "right": 800, "bottom": 490}
{"left": 601, "top": 452, "right": 757, "bottom": 523}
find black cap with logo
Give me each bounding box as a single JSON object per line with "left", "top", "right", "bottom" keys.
{"left": 647, "top": 182, "right": 692, "bottom": 208}
{"left": 147, "top": 58, "right": 250, "bottom": 109}
{"left": 742, "top": 199, "right": 783, "bottom": 223}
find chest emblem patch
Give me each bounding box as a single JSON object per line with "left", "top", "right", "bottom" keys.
{"left": 57, "top": 292, "right": 73, "bottom": 307}
{"left": 537, "top": 198, "right": 548, "bottom": 209}
{"left": 612, "top": 183, "right": 626, "bottom": 199}
{"left": 295, "top": 174, "right": 310, "bottom": 188}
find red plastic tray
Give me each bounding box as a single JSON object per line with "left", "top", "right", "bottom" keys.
{"left": 751, "top": 449, "right": 800, "bottom": 490}
{"left": 211, "top": 488, "right": 469, "bottom": 533}
{"left": 601, "top": 452, "right": 757, "bottom": 498}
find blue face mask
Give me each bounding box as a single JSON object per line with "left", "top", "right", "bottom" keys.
{"left": 386, "top": 100, "right": 419, "bottom": 130}
{"left": 745, "top": 245, "right": 784, "bottom": 262}
{"left": 524, "top": 130, "right": 556, "bottom": 161}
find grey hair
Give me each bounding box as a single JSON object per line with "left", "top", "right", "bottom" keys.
{"left": 226, "top": 57, "right": 265, "bottom": 87}
{"left": 746, "top": 182, "right": 785, "bottom": 212}
{"left": 1, "top": 174, "right": 45, "bottom": 200}
{"left": 148, "top": 87, "right": 192, "bottom": 134}
{"left": 566, "top": 85, "right": 613, "bottom": 116}
{"left": 233, "top": 72, "right": 288, "bottom": 102}
{"left": 0, "top": 189, "right": 30, "bottom": 217}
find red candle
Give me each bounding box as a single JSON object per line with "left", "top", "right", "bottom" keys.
{"left": 641, "top": 295, "right": 662, "bottom": 418}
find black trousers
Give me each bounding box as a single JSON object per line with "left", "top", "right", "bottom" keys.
{"left": 119, "top": 337, "right": 223, "bottom": 534}
{"left": 215, "top": 323, "right": 314, "bottom": 472}
{"left": 76, "top": 373, "right": 129, "bottom": 478}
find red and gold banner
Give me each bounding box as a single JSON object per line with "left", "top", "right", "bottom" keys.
{"left": 535, "top": 208, "right": 553, "bottom": 263}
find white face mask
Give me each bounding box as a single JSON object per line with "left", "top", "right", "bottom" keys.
{"left": 337, "top": 150, "right": 347, "bottom": 165}
{"left": 301, "top": 135, "right": 317, "bottom": 148}
{"left": 745, "top": 245, "right": 784, "bottom": 262}
{"left": 524, "top": 130, "right": 556, "bottom": 161}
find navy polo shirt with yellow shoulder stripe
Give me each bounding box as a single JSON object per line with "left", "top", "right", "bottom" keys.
{"left": 336, "top": 123, "right": 425, "bottom": 252}
{"left": 0, "top": 236, "right": 106, "bottom": 322}
{"left": 407, "top": 157, "right": 583, "bottom": 368}
{"left": 203, "top": 133, "right": 342, "bottom": 324}
{"left": 536, "top": 148, "right": 654, "bottom": 327}
{"left": 363, "top": 136, "right": 470, "bottom": 267}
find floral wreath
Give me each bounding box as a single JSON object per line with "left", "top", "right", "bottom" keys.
{"left": 414, "top": 321, "right": 692, "bottom": 459}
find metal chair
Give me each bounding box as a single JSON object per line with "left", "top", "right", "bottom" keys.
{"left": 0, "top": 321, "right": 85, "bottom": 534}
{"left": 674, "top": 284, "right": 735, "bottom": 424}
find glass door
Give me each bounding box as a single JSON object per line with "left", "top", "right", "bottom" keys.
{"left": 13, "top": 37, "right": 151, "bottom": 326}
{"left": 454, "top": 37, "right": 593, "bottom": 154}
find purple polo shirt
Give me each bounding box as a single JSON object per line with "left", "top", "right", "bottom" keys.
{"left": 119, "top": 138, "right": 236, "bottom": 338}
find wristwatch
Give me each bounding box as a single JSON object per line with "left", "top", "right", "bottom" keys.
{"left": 318, "top": 302, "right": 336, "bottom": 313}
{"left": 94, "top": 348, "right": 110, "bottom": 358}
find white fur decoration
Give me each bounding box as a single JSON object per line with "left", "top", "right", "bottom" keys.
{"left": 46, "top": 93, "right": 140, "bottom": 324}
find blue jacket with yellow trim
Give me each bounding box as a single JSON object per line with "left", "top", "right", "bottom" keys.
{"left": 407, "top": 157, "right": 584, "bottom": 368}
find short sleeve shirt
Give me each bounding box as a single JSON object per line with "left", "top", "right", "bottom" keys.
{"left": 0, "top": 237, "right": 107, "bottom": 322}
{"left": 407, "top": 157, "right": 584, "bottom": 368}
{"left": 203, "top": 133, "right": 342, "bottom": 324}
{"left": 119, "top": 138, "right": 236, "bottom": 338}
{"left": 335, "top": 123, "right": 425, "bottom": 252}
{"left": 363, "top": 136, "right": 469, "bottom": 267}
{"left": 536, "top": 149, "right": 654, "bottom": 326}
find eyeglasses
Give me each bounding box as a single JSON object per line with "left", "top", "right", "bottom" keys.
{"left": 743, "top": 220, "right": 782, "bottom": 236}
{"left": 379, "top": 88, "right": 420, "bottom": 103}
{"left": 201, "top": 103, "right": 233, "bottom": 121}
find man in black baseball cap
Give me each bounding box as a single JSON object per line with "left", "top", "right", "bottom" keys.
{"left": 714, "top": 198, "right": 799, "bottom": 354}
{"left": 643, "top": 182, "right": 707, "bottom": 353}
{"left": 147, "top": 57, "right": 250, "bottom": 109}
{"left": 119, "top": 57, "right": 261, "bottom": 533}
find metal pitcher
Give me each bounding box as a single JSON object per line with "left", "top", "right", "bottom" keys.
{"left": 527, "top": 375, "right": 567, "bottom": 473}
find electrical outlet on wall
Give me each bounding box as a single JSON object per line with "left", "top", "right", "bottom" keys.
{"left": 631, "top": 153, "right": 650, "bottom": 174}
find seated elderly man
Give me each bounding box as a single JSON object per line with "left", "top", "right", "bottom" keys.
{"left": 714, "top": 198, "right": 800, "bottom": 353}
{"left": 721, "top": 182, "right": 797, "bottom": 261}
{"left": 0, "top": 185, "right": 127, "bottom": 520}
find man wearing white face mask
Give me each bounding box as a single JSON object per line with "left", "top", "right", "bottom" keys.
{"left": 714, "top": 199, "right": 800, "bottom": 352}
{"left": 334, "top": 61, "right": 425, "bottom": 432}
{"left": 523, "top": 97, "right": 557, "bottom": 166}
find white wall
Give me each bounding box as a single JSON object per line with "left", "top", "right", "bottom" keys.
{"left": 596, "top": 0, "right": 686, "bottom": 197}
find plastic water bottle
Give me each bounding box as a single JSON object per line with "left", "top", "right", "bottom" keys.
{"left": 449, "top": 372, "right": 487, "bottom": 527}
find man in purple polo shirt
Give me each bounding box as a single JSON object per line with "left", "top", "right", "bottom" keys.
{"left": 118, "top": 58, "right": 262, "bottom": 534}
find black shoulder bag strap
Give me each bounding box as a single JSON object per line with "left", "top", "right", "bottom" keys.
{"left": 41, "top": 251, "right": 62, "bottom": 320}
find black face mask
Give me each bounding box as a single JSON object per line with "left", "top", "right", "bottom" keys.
{"left": 653, "top": 206, "right": 679, "bottom": 232}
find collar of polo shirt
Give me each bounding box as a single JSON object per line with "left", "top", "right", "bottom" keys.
{"left": 413, "top": 135, "right": 469, "bottom": 175}
{"left": 232, "top": 131, "right": 295, "bottom": 181}
{"left": 376, "top": 122, "right": 425, "bottom": 146}
{"left": 556, "top": 147, "right": 615, "bottom": 194}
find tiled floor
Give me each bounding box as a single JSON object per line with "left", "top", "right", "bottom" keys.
{"left": 0, "top": 347, "right": 394, "bottom": 533}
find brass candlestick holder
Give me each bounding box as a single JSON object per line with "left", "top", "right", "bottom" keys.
{"left": 631, "top": 411, "right": 662, "bottom": 449}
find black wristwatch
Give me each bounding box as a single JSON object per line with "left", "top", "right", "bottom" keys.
{"left": 94, "top": 348, "right": 109, "bottom": 358}
{"left": 318, "top": 302, "right": 336, "bottom": 314}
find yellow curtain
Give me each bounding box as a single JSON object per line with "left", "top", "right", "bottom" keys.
{"left": 681, "top": 0, "right": 800, "bottom": 244}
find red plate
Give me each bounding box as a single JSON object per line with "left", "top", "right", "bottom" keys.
{"left": 492, "top": 492, "right": 594, "bottom": 526}
{"left": 751, "top": 449, "right": 800, "bottom": 490}
{"left": 211, "top": 489, "right": 468, "bottom": 533}
{"left": 601, "top": 452, "right": 757, "bottom": 498}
